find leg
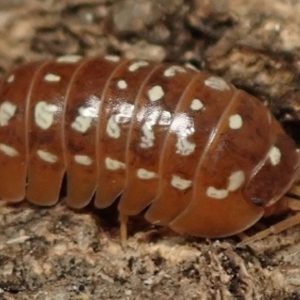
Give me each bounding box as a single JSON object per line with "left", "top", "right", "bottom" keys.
{"left": 119, "top": 213, "right": 128, "bottom": 246}
{"left": 239, "top": 196, "right": 300, "bottom": 246}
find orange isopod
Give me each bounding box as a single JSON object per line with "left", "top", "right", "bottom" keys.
{"left": 0, "top": 55, "right": 299, "bottom": 242}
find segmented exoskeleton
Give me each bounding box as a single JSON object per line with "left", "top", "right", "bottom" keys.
{"left": 0, "top": 55, "right": 299, "bottom": 238}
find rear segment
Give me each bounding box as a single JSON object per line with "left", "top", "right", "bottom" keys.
{"left": 168, "top": 90, "right": 298, "bottom": 237}
{"left": 244, "top": 118, "right": 299, "bottom": 209}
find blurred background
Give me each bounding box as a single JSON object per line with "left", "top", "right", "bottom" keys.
{"left": 0, "top": 0, "right": 300, "bottom": 143}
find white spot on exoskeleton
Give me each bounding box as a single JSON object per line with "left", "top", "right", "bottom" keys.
{"left": 164, "top": 65, "right": 186, "bottom": 77}
{"left": 148, "top": 85, "right": 164, "bottom": 102}
{"left": 139, "top": 108, "right": 160, "bottom": 149}
{"left": 206, "top": 187, "right": 229, "bottom": 199}
{"left": 268, "top": 146, "right": 281, "bottom": 166}
{"left": 74, "top": 155, "right": 93, "bottom": 166}
{"left": 176, "top": 137, "right": 196, "bottom": 156}
{"left": 106, "top": 115, "right": 121, "bottom": 139}
{"left": 44, "top": 73, "right": 61, "bottom": 82}
{"left": 35, "top": 101, "right": 59, "bottom": 130}
{"left": 229, "top": 114, "right": 243, "bottom": 130}
{"left": 56, "top": 55, "right": 82, "bottom": 63}
{"left": 140, "top": 122, "right": 155, "bottom": 148}
{"left": 204, "top": 76, "right": 231, "bottom": 91}
{"left": 128, "top": 61, "right": 149, "bottom": 72}
{"left": 227, "top": 170, "right": 245, "bottom": 192}
{"left": 37, "top": 149, "right": 58, "bottom": 164}
{"left": 106, "top": 102, "right": 134, "bottom": 139}
{"left": 0, "top": 143, "right": 18, "bottom": 157}
{"left": 0, "top": 101, "right": 17, "bottom": 126}
{"left": 171, "top": 175, "right": 192, "bottom": 191}
{"left": 7, "top": 74, "right": 15, "bottom": 83}
{"left": 71, "top": 100, "right": 100, "bottom": 133}
{"left": 105, "top": 157, "right": 126, "bottom": 170}
{"left": 190, "top": 99, "right": 204, "bottom": 111}
{"left": 77, "top": 103, "right": 99, "bottom": 118}
{"left": 158, "top": 110, "right": 172, "bottom": 126}
{"left": 170, "top": 113, "right": 196, "bottom": 156}
{"left": 117, "top": 80, "right": 128, "bottom": 90}
{"left": 206, "top": 170, "right": 245, "bottom": 199}
{"left": 136, "top": 168, "right": 157, "bottom": 180}
{"left": 138, "top": 108, "right": 171, "bottom": 149}
{"left": 104, "top": 55, "right": 120, "bottom": 63}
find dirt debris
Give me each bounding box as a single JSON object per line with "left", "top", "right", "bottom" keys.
{"left": 1, "top": 203, "right": 300, "bottom": 299}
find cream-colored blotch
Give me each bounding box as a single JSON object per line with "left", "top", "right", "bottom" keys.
{"left": 227, "top": 170, "right": 245, "bottom": 192}
{"left": 0, "top": 143, "right": 18, "bottom": 157}
{"left": 117, "top": 80, "right": 128, "bottom": 90}
{"left": 37, "top": 150, "right": 58, "bottom": 164}
{"left": 171, "top": 175, "right": 192, "bottom": 191}
{"left": 136, "top": 168, "right": 157, "bottom": 180}
{"left": 206, "top": 186, "right": 229, "bottom": 199}
{"left": 229, "top": 114, "right": 243, "bottom": 130}
{"left": 44, "top": 73, "right": 61, "bottom": 82}
{"left": 105, "top": 157, "right": 126, "bottom": 171}
{"left": 190, "top": 99, "right": 204, "bottom": 111}
{"left": 74, "top": 155, "right": 93, "bottom": 166}
{"left": 128, "top": 61, "right": 149, "bottom": 72}
{"left": 164, "top": 65, "right": 186, "bottom": 77}
{"left": 148, "top": 85, "right": 164, "bottom": 102}
{"left": 7, "top": 74, "right": 15, "bottom": 83}
{"left": 71, "top": 104, "right": 99, "bottom": 133}
{"left": 0, "top": 101, "right": 17, "bottom": 126}
{"left": 35, "top": 101, "right": 59, "bottom": 130}
{"left": 268, "top": 146, "right": 281, "bottom": 166}
{"left": 206, "top": 170, "right": 245, "bottom": 200}
{"left": 176, "top": 137, "right": 196, "bottom": 156}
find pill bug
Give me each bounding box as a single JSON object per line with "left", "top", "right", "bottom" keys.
{"left": 0, "top": 54, "right": 299, "bottom": 240}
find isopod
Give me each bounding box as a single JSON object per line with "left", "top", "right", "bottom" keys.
{"left": 0, "top": 55, "right": 299, "bottom": 241}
